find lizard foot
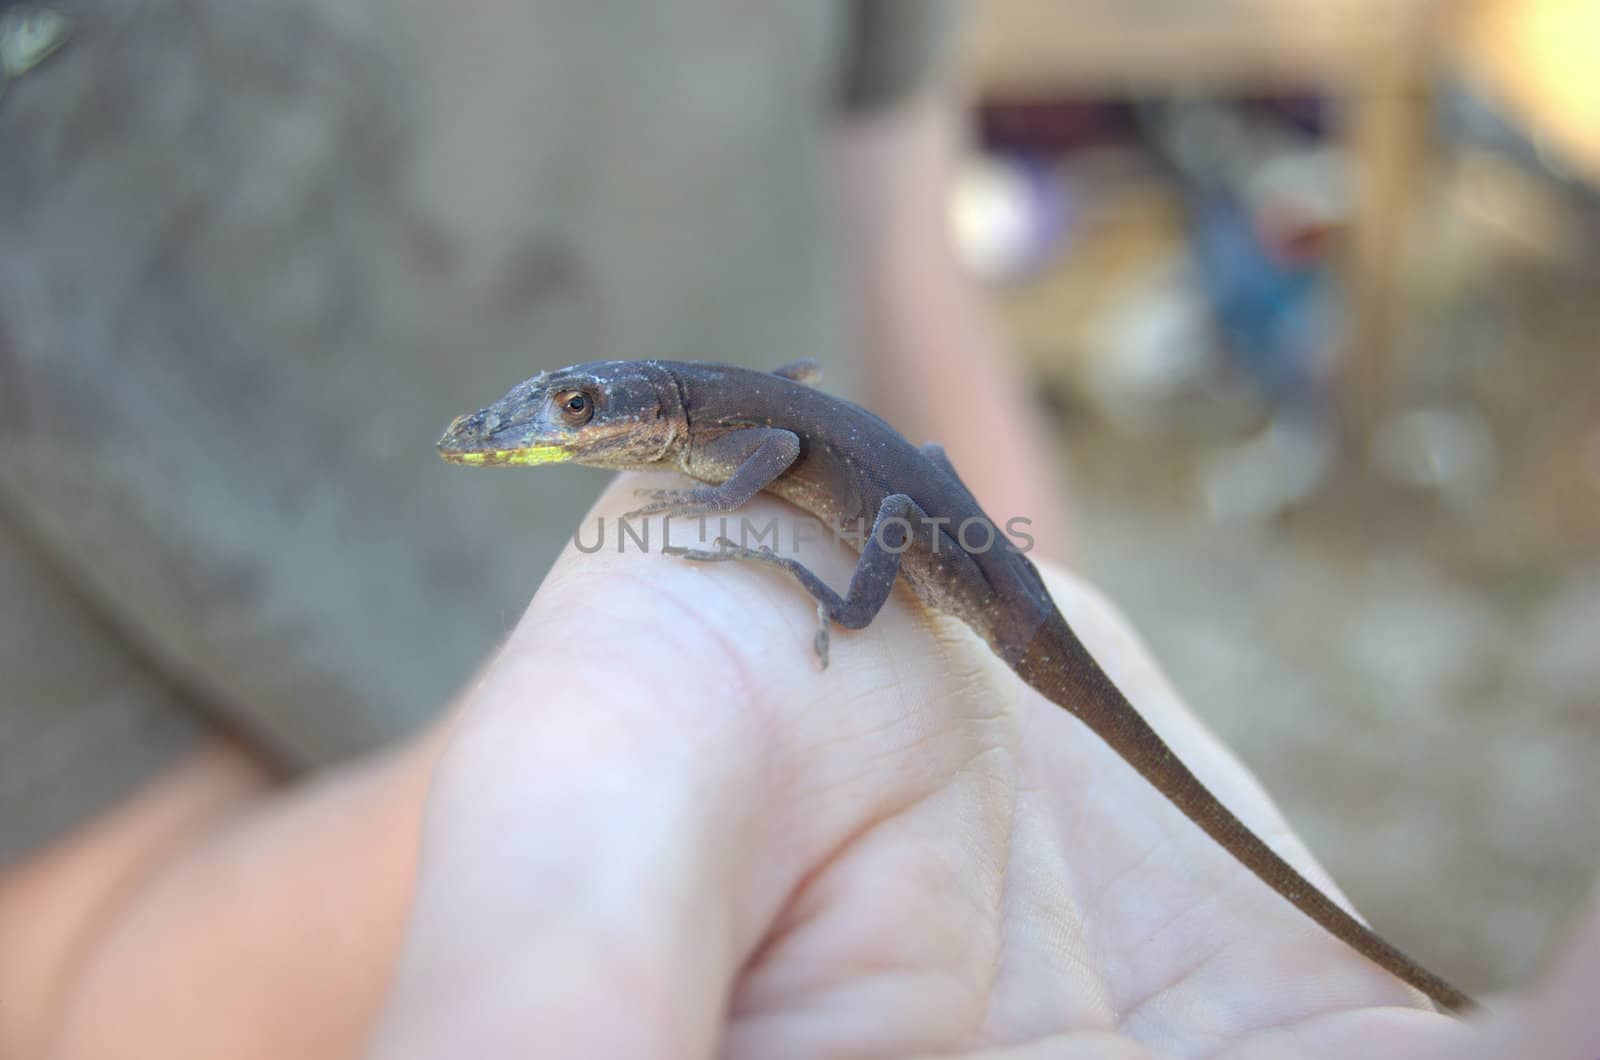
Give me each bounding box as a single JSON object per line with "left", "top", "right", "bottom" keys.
{"left": 662, "top": 543, "right": 734, "bottom": 562}
{"left": 624, "top": 488, "right": 711, "bottom": 521}
{"left": 663, "top": 540, "right": 836, "bottom": 668}
{"left": 662, "top": 536, "right": 774, "bottom": 563}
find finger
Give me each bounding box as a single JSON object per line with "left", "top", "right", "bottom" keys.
{"left": 368, "top": 674, "right": 746, "bottom": 1056}
{"left": 369, "top": 482, "right": 781, "bottom": 1057}
{"left": 370, "top": 473, "right": 1002, "bottom": 1057}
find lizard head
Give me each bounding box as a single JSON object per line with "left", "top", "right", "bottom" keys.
{"left": 437, "top": 360, "right": 686, "bottom": 471}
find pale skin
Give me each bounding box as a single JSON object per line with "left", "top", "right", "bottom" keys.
{"left": 374, "top": 485, "right": 1430, "bottom": 1060}
{"left": 3, "top": 90, "right": 1596, "bottom": 1057}
{"left": 372, "top": 484, "right": 1589, "bottom": 1059}
{"left": 4, "top": 477, "right": 1595, "bottom": 1057}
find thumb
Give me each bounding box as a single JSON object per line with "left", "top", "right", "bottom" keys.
{"left": 367, "top": 494, "right": 786, "bottom": 1058}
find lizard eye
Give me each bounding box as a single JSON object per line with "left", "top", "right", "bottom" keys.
{"left": 554, "top": 389, "right": 594, "bottom": 425}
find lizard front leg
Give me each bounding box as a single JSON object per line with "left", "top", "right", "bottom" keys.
{"left": 625, "top": 428, "right": 800, "bottom": 519}
{"left": 667, "top": 493, "right": 929, "bottom": 667}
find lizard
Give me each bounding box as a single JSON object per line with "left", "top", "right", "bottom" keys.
{"left": 436, "top": 356, "right": 1474, "bottom": 1013}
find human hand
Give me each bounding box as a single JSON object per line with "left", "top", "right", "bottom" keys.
{"left": 368, "top": 475, "right": 1579, "bottom": 1058}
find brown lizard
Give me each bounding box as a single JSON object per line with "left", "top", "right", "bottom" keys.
{"left": 437, "top": 357, "right": 1473, "bottom": 1012}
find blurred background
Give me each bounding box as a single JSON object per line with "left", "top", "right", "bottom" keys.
{"left": 1, "top": 0, "right": 1595, "bottom": 1017}
{"left": 956, "top": 0, "right": 1598, "bottom": 995}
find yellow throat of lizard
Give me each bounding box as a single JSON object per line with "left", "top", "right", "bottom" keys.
{"left": 446, "top": 446, "right": 572, "bottom": 467}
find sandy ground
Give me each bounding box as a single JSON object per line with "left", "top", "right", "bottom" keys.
{"left": 1035, "top": 242, "right": 1600, "bottom": 996}
{"left": 1067, "top": 476, "right": 1599, "bottom": 997}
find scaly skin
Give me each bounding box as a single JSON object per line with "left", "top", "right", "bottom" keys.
{"left": 438, "top": 357, "right": 1473, "bottom": 1012}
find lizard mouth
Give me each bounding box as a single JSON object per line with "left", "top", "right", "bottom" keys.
{"left": 436, "top": 412, "right": 574, "bottom": 467}
{"left": 438, "top": 445, "right": 572, "bottom": 467}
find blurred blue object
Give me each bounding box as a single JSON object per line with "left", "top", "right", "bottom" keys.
{"left": 1190, "top": 192, "right": 1334, "bottom": 409}
{"left": 1135, "top": 98, "right": 1342, "bottom": 413}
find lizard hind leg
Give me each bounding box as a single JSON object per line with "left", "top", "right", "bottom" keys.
{"left": 664, "top": 493, "right": 928, "bottom": 668}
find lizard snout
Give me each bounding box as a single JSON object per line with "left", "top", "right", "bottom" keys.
{"left": 438, "top": 410, "right": 488, "bottom": 450}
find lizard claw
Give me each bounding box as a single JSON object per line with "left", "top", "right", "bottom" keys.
{"left": 662, "top": 543, "right": 735, "bottom": 562}
{"left": 712, "top": 536, "right": 783, "bottom": 559}
{"left": 662, "top": 540, "right": 832, "bottom": 667}
{"left": 624, "top": 487, "right": 714, "bottom": 521}
{"left": 662, "top": 536, "right": 782, "bottom": 564}
{"left": 662, "top": 536, "right": 758, "bottom": 562}
{"left": 623, "top": 499, "right": 711, "bottom": 521}
{"left": 813, "top": 603, "right": 831, "bottom": 669}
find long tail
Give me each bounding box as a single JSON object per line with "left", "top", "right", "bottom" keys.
{"left": 1014, "top": 609, "right": 1473, "bottom": 1012}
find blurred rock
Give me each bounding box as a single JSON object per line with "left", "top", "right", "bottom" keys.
{"left": 0, "top": 5, "right": 69, "bottom": 83}
{"left": 1516, "top": 574, "right": 1600, "bottom": 712}
{"left": 1370, "top": 405, "right": 1499, "bottom": 504}
{"left": 1201, "top": 412, "right": 1333, "bottom": 523}
{"left": 1584, "top": 426, "right": 1600, "bottom": 495}
{"left": 1079, "top": 258, "right": 1214, "bottom": 434}
{"left": 1336, "top": 565, "right": 1504, "bottom": 717}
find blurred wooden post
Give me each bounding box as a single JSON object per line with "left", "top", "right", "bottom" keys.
{"left": 964, "top": 0, "right": 1446, "bottom": 448}
{"left": 1337, "top": 1, "right": 1443, "bottom": 453}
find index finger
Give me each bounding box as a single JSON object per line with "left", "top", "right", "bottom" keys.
{"left": 369, "top": 471, "right": 1017, "bottom": 1057}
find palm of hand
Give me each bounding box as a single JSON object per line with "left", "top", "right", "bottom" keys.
{"left": 377, "top": 484, "right": 1474, "bottom": 1059}
{"left": 714, "top": 579, "right": 1446, "bottom": 1059}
